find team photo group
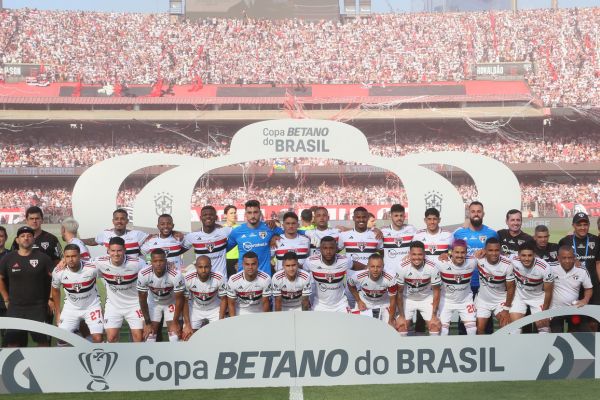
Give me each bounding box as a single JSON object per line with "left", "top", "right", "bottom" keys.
{"left": 1, "top": 198, "right": 599, "bottom": 346}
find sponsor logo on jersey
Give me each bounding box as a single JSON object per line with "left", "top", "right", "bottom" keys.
{"left": 29, "top": 259, "right": 38, "bottom": 268}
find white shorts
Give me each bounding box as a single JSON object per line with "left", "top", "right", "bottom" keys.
{"left": 404, "top": 297, "right": 435, "bottom": 321}
{"left": 59, "top": 303, "right": 104, "bottom": 335}
{"left": 439, "top": 301, "right": 476, "bottom": 324}
{"left": 475, "top": 295, "right": 507, "bottom": 318}
{"left": 104, "top": 303, "right": 144, "bottom": 330}
{"left": 510, "top": 294, "right": 544, "bottom": 315}
{"left": 190, "top": 306, "right": 220, "bottom": 329}
{"left": 149, "top": 302, "right": 176, "bottom": 323}
{"left": 313, "top": 299, "right": 349, "bottom": 313}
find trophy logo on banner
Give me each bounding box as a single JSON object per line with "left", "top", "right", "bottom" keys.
{"left": 78, "top": 348, "right": 119, "bottom": 391}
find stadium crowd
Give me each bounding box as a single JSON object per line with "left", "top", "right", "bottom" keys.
{"left": 0, "top": 7, "right": 599, "bottom": 106}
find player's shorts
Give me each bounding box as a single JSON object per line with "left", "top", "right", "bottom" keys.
{"left": 510, "top": 294, "right": 544, "bottom": 315}
{"left": 280, "top": 303, "right": 304, "bottom": 312}
{"left": 439, "top": 301, "right": 476, "bottom": 324}
{"left": 236, "top": 304, "right": 265, "bottom": 316}
{"left": 59, "top": 303, "right": 104, "bottom": 335}
{"left": 475, "top": 295, "right": 506, "bottom": 318}
{"left": 104, "top": 303, "right": 144, "bottom": 330}
{"left": 149, "top": 302, "right": 176, "bottom": 323}
{"left": 190, "top": 306, "right": 220, "bottom": 329}
{"left": 313, "top": 299, "right": 350, "bottom": 313}
{"left": 404, "top": 297, "right": 435, "bottom": 321}
{"left": 5, "top": 304, "right": 50, "bottom": 345}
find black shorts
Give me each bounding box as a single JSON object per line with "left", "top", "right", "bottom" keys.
{"left": 4, "top": 305, "right": 50, "bottom": 346}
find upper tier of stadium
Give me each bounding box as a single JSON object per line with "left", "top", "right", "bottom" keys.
{"left": 0, "top": 7, "right": 598, "bottom": 109}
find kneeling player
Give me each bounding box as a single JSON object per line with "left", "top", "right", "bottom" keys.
{"left": 182, "top": 256, "right": 227, "bottom": 339}
{"left": 272, "top": 252, "right": 312, "bottom": 311}
{"left": 435, "top": 240, "right": 477, "bottom": 335}
{"left": 137, "top": 249, "right": 185, "bottom": 342}
{"left": 227, "top": 252, "right": 271, "bottom": 316}
{"left": 395, "top": 241, "right": 441, "bottom": 336}
{"left": 348, "top": 253, "right": 397, "bottom": 326}
{"left": 51, "top": 244, "right": 103, "bottom": 343}
{"left": 509, "top": 241, "right": 554, "bottom": 334}
{"left": 475, "top": 238, "right": 515, "bottom": 334}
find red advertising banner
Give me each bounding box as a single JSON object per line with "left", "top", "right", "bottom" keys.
{"left": 555, "top": 202, "right": 600, "bottom": 217}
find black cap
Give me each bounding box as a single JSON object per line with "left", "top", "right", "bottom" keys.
{"left": 572, "top": 212, "right": 590, "bottom": 224}
{"left": 16, "top": 226, "right": 35, "bottom": 237}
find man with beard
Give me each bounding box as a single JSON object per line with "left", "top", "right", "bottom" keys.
{"left": 381, "top": 204, "right": 417, "bottom": 275}
{"left": 497, "top": 209, "right": 533, "bottom": 257}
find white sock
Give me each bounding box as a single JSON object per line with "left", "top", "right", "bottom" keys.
{"left": 429, "top": 331, "right": 440, "bottom": 336}
{"left": 465, "top": 324, "right": 477, "bottom": 335}
{"left": 441, "top": 325, "right": 450, "bottom": 336}
{"left": 538, "top": 327, "right": 550, "bottom": 334}
{"left": 146, "top": 334, "right": 157, "bottom": 342}
{"left": 168, "top": 333, "right": 179, "bottom": 343}
{"left": 510, "top": 328, "right": 522, "bottom": 335}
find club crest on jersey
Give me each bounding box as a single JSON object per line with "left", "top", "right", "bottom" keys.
{"left": 455, "top": 274, "right": 462, "bottom": 283}
{"left": 206, "top": 242, "right": 214, "bottom": 252}
{"left": 326, "top": 273, "right": 335, "bottom": 283}
{"left": 74, "top": 283, "right": 82, "bottom": 292}
{"left": 550, "top": 251, "right": 557, "bottom": 259}
{"left": 259, "top": 231, "right": 267, "bottom": 239}
{"left": 358, "top": 242, "right": 366, "bottom": 252}
{"left": 590, "top": 242, "right": 596, "bottom": 250}
{"left": 29, "top": 259, "right": 39, "bottom": 267}
{"left": 115, "top": 275, "right": 122, "bottom": 284}
{"left": 394, "top": 238, "right": 403, "bottom": 247}
{"left": 429, "top": 245, "right": 437, "bottom": 254}
{"left": 41, "top": 242, "right": 49, "bottom": 250}
{"left": 479, "top": 236, "right": 487, "bottom": 244}
{"left": 424, "top": 190, "right": 443, "bottom": 213}
{"left": 154, "top": 191, "right": 173, "bottom": 216}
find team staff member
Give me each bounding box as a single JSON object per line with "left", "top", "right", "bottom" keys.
{"left": 558, "top": 212, "right": 600, "bottom": 331}
{"left": 497, "top": 209, "right": 533, "bottom": 256}
{"left": 224, "top": 205, "right": 240, "bottom": 277}
{"left": 0, "top": 226, "right": 54, "bottom": 347}
{"left": 0, "top": 226, "right": 10, "bottom": 324}
{"left": 11, "top": 206, "right": 62, "bottom": 264}
{"left": 533, "top": 225, "right": 559, "bottom": 263}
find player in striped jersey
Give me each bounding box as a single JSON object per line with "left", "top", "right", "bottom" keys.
{"left": 509, "top": 241, "right": 554, "bottom": 334}
{"left": 183, "top": 206, "right": 232, "bottom": 278}
{"left": 272, "top": 212, "right": 310, "bottom": 272}
{"left": 433, "top": 240, "right": 477, "bottom": 335}
{"left": 395, "top": 241, "right": 442, "bottom": 336}
{"left": 412, "top": 208, "right": 453, "bottom": 260}
{"left": 51, "top": 244, "right": 103, "bottom": 342}
{"left": 140, "top": 214, "right": 186, "bottom": 270}
{"left": 475, "top": 238, "right": 515, "bottom": 334}
{"left": 83, "top": 208, "right": 149, "bottom": 256}
{"left": 182, "top": 256, "right": 228, "bottom": 339}
{"left": 272, "top": 252, "right": 312, "bottom": 311}
{"left": 302, "top": 207, "right": 340, "bottom": 256}
{"left": 381, "top": 204, "right": 416, "bottom": 275}
{"left": 95, "top": 236, "right": 147, "bottom": 342}
{"left": 60, "top": 218, "right": 91, "bottom": 261}
{"left": 348, "top": 253, "right": 397, "bottom": 325}
{"left": 137, "top": 249, "right": 185, "bottom": 342}
{"left": 227, "top": 252, "right": 271, "bottom": 315}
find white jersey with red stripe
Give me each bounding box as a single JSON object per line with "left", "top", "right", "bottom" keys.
{"left": 272, "top": 234, "right": 311, "bottom": 271}
{"left": 550, "top": 263, "right": 593, "bottom": 308}
{"left": 434, "top": 257, "right": 477, "bottom": 304}
{"left": 183, "top": 227, "right": 231, "bottom": 278}
{"left": 381, "top": 224, "right": 417, "bottom": 274}
{"left": 511, "top": 257, "right": 554, "bottom": 302}
{"left": 184, "top": 269, "right": 227, "bottom": 313}
{"left": 305, "top": 254, "right": 352, "bottom": 310}
{"left": 348, "top": 270, "right": 397, "bottom": 309}
{"left": 136, "top": 265, "right": 185, "bottom": 305}
{"left": 95, "top": 229, "right": 149, "bottom": 256}
{"left": 271, "top": 269, "right": 312, "bottom": 310}
{"left": 226, "top": 271, "right": 271, "bottom": 314}
{"left": 68, "top": 238, "right": 91, "bottom": 261}
{"left": 52, "top": 262, "right": 100, "bottom": 309}
{"left": 304, "top": 228, "right": 340, "bottom": 256}
{"left": 339, "top": 229, "right": 383, "bottom": 267}
{"left": 95, "top": 255, "right": 146, "bottom": 309}
{"left": 140, "top": 235, "right": 186, "bottom": 270}
{"left": 397, "top": 259, "right": 442, "bottom": 302}
{"left": 476, "top": 256, "right": 515, "bottom": 304}
{"left": 411, "top": 228, "right": 453, "bottom": 260}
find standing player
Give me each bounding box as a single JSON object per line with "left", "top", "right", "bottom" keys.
{"left": 533, "top": 225, "right": 559, "bottom": 263}
{"left": 434, "top": 240, "right": 477, "bottom": 336}
{"left": 227, "top": 200, "right": 283, "bottom": 276}
{"left": 509, "top": 241, "right": 554, "bottom": 334}
{"left": 182, "top": 256, "right": 228, "bottom": 339}
{"left": 141, "top": 214, "right": 186, "bottom": 270}
{"left": 51, "top": 244, "right": 103, "bottom": 343}
{"left": 549, "top": 246, "right": 593, "bottom": 333}
{"left": 300, "top": 209, "right": 316, "bottom": 231}
{"left": 95, "top": 237, "right": 147, "bottom": 342}
{"left": 412, "top": 208, "right": 453, "bottom": 260}
{"left": 227, "top": 252, "right": 271, "bottom": 316}
{"left": 395, "top": 241, "right": 442, "bottom": 336}
{"left": 272, "top": 252, "right": 312, "bottom": 311}
{"left": 474, "top": 238, "right": 515, "bottom": 334}
{"left": 303, "top": 207, "right": 340, "bottom": 256}
{"left": 272, "top": 212, "right": 311, "bottom": 271}
{"left": 0, "top": 226, "right": 9, "bottom": 328}
{"left": 497, "top": 209, "right": 533, "bottom": 256}
{"left": 83, "top": 209, "right": 149, "bottom": 256}
{"left": 348, "top": 253, "right": 397, "bottom": 326}
{"left": 558, "top": 212, "right": 600, "bottom": 331}
{"left": 183, "top": 206, "right": 232, "bottom": 278}
{"left": 60, "top": 217, "right": 91, "bottom": 261}
{"left": 381, "top": 204, "right": 416, "bottom": 275}
{"left": 137, "top": 249, "right": 185, "bottom": 342}
{"left": 224, "top": 205, "right": 240, "bottom": 277}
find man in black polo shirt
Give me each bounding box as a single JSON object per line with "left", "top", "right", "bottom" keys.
{"left": 11, "top": 206, "right": 62, "bottom": 264}
{"left": 533, "top": 225, "right": 559, "bottom": 263}
{"left": 0, "top": 226, "right": 54, "bottom": 347}
{"left": 497, "top": 209, "right": 533, "bottom": 256}
{"left": 0, "top": 226, "right": 10, "bottom": 341}
{"left": 558, "top": 212, "right": 600, "bottom": 331}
